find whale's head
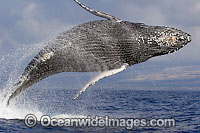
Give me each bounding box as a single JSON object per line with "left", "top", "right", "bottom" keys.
{"left": 148, "top": 26, "right": 191, "bottom": 55}
{"left": 125, "top": 23, "right": 192, "bottom": 64}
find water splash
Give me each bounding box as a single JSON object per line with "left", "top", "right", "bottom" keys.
{"left": 0, "top": 99, "right": 44, "bottom": 119}
{"left": 0, "top": 40, "right": 91, "bottom": 120}
{"left": 0, "top": 41, "right": 47, "bottom": 119}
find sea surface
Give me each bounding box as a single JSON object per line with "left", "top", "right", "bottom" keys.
{"left": 0, "top": 89, "right": 200, "bottom": 132}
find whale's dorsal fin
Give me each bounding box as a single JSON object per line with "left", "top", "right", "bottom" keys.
{"left": 74, "top": 0, "right": 122, "bottom": 22}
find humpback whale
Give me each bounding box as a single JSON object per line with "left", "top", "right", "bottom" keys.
{"left": 5, "top": 0, "right": 191, "bottom": 106}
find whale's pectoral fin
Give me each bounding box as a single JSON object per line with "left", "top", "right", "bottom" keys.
{"left": 73, "top": 63, "right": 129, "bottom": 100}
{"left": 73, "top": 0, "right": 122, "bottom": 22}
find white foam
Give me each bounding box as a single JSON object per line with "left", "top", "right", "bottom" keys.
{"left": 0, "top": 99, "right": 44, "bottom": 120}
{"left": 0, "top": 95, "right": 85, "bottom": 120}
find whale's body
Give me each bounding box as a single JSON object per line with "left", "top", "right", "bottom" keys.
{"left": 5, "top": 0, "right": 191, "bottom": 105}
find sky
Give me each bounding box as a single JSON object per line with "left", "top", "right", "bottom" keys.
{"left": 0, "top": 0, "right": 200, "bottom": 90}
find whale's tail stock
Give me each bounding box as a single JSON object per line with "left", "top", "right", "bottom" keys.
{"left": 3, "top": 74, "right": 30, "bottom": 106}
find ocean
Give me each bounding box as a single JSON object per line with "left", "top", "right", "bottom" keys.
{"left": 0, "top": 89, "right": 200, "bottom": 132}
{"left": 0, "top": 39, "right": 199, "bottom": 132}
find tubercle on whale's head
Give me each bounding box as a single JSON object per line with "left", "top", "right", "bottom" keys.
{"left": 149, "top": 26, "right": 191, "bottom": 54}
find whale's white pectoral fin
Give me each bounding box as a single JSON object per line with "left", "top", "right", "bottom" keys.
{"left": 73, "top": 63, "right": 129, "bottom": 99}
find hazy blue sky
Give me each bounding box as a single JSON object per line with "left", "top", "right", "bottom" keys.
{"left": 0, "top": 0, "right": 199, "bottom": 90}
{"left": 0, "top": 0, "right": 199, "bottom": 62}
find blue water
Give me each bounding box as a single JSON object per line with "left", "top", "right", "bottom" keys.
{"left": 0, "top": 89, "right": 200, "bottom": 132}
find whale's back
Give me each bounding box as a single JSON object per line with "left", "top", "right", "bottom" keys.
{"left": 26, "top": 21, "right": 143, "bottom": 76}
